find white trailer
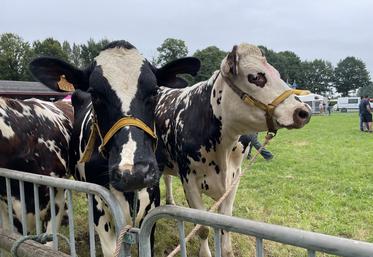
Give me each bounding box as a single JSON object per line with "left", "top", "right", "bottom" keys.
{"left": 336, "top": 97, "right": 360, "bottom": 112}
{"left": 297, "top": 93, "right": 324, "bottom": 114}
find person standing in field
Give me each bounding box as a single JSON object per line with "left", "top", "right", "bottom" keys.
{"left": 319, "top": 101, "right": 324, "bottom": 114}
{"left": 360, "top": 95, "right": 372, "bottom": 132}
{"left": 359, "top": 96, "right": 364, "bottom": 131}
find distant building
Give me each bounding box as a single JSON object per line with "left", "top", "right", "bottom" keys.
{"left": 0, "top": 80, "right": 69, "bottom": 101}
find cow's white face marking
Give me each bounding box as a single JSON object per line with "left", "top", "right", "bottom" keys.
{"left": 118, "top": 130, "right": 137, "bottom": 173}
{"left": 95, "top": 47, "right": 144, "bottom": 115}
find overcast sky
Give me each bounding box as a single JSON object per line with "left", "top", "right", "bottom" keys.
{"left": 1, "top": 0, "right": 372, "bottom": 78}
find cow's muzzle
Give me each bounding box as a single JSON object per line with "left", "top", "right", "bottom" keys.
{"left": 110, "top": 163, "right": 159, "bottom": 192}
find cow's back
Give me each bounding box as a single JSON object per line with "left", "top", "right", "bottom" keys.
{"left": 0, "top": 97, "right": 73, "bottom": 177}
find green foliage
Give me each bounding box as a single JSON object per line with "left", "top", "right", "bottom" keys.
{"left": 192, "top": 46, "right": 227, "bottom": 84}
{"left": 259, "top": 46, "right": 303, "bottom": 84}
{"left": 32, "top": 37, "right": 69, "bottom": 60}
{"left": 0, "top": 33, "right": 32, "bottom": 80}
{"left": 80, "top": 38, "right": 110, "bottom": 67}
{"left": 357, "top": 82, "right": 373, "bottom": 98}
{"left": 277, "top": 51, "right": 303, "bottom": 84}
{"left": 71, "top": 43, "right": 82, "bottom": 68}
{"left": 334, "top": 57, "right": 371, "bottom": 96}
{"left": 299, "top": 59, "right": 334, "bottom": 94}
{"left": 155, "top": 38, "right": 188, "bottom": 66}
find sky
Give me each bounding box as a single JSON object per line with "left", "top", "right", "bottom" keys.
{"left": 1, "top": 0, "right": 372, "bottom": 78}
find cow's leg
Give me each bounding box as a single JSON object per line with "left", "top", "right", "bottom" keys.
{"left": 93, "top": 196, "right": 116, "bottom": 257}
{"left": 164, "top": 175, "right": 175, "bottom": 205}
{"left": 0, "top": 199, "right": 10, "bottom": 231}
{"left": 217, "top": 177, "right": 240, "bottom": 257}
{"left": 182, "top": 181, "right": 212, "bottom": 257}
{"left": 44, "top": 188, "right": 66, "bottom": 247}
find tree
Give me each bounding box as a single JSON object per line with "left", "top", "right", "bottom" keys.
{"left": 334, "top": 57, "right": 371, "bottom": 96}
{"left": 358, "top": 82, "right": 373, "bottom": 98}
{"left": 192, "top": 46, "right": 227, "bottom": 83}
{"left": 258, "top": 46, "right": 302, "bottom": 84}
{"left": 0, "top": 33, "right": 32, "bottom": 80}
{"left": 80, "top": 38, "right": 110, "bottom": 67}
{"left": 32, "top": 38, "right": 69, "bottom": 61}
{"left": 277, "top": 51, "right": 302, "bottom": 84}
{"left": 71, "top": 43, "right": 82, "bottom": 68}
{"left": 298, "top": 59, "right": 334, "bottom": 94}
{"left": 155, "top": 38, "right": 188, "bottom": 66}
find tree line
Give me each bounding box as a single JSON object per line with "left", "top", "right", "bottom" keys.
{"left": 0, "top": 33, "right": 372, "bottom": 97}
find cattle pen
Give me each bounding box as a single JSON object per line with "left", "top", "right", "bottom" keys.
{"left": 1, "top": 168, "right": 373, "bottom": 257}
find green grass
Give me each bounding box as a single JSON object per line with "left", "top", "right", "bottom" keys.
{"left": 153, "top": 113, "right": 373, "bottom": 257}
{"left": 63, "top": 113, "right": 373, "bottom": 257}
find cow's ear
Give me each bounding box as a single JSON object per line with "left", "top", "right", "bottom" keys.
{"left": 222, "top": 45, "right": 238, "bottom": 76}
{"left": 29, "top": 57, "right": 90, "bottom": 91}
{"left": 155, "top": 57, "right": 201, "bottom": 88}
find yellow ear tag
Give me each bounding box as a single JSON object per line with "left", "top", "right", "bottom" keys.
{"left": 57, "top": 75, "right": 75, "bottom": 92}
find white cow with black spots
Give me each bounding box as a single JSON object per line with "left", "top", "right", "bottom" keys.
{"left": 155, "top": 43, "right": 311, "bottom": 257}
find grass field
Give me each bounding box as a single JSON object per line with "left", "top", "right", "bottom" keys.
{"left": 66, "top": 112, "right": 373, "bottom": 257}
{"left": 153, "top": 112, "right": 373, "bottom": 257}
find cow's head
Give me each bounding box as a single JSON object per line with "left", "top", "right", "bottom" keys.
{"left": 29, "top": 40, "right": 200, "bottom": 191}
{"left": 220, "top": 43, "right": 311, "bottom": 134}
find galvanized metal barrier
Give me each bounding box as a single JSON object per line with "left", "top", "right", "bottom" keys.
{"left": 139, "top": 205, "right": 373, "bottom": 257}
{"left": 0, "top": 167, "right": 130, "bottom": 257}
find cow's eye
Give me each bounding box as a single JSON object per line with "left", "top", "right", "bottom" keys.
{"left": 248, "top": 72, "right": 267, "bottom": 88}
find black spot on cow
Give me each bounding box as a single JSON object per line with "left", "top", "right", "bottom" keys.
{"left": 213, "top": 89, "right": 216, "bottom": 98}
{"left": 208, "top": 161, "right": 216, "bottom": 166}
{"left": 232, "top": 146, "right": 237, "bottom": 152}
{"left": 218, "top": 90, "right": 222, "bottom": 94}
{"left": 192, "top": 170, "right": 197, "bottom": 175}
{"left": 239, "top": 135, "right": 251, "bottom": 153}
{"left": 202, "top": 158, "right": 206, "bottom": 163}
{"left": 92, "top": 197, "right": 105, "bottom": 227}
{"left": 104, "top": 222, "right": 109, "bottom": 232}
{"left": 217, "top": 96, "right": 222, "bottom": 105}
{"left": 215, "top": 165, "right": 220, "bottom": 174}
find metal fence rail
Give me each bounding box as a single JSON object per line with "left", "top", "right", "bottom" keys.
{"left": 0, "top": 167, "right": 129, "bottom": 257}
{"left": 139, "top": 205, "right": 373, "bottom": 257}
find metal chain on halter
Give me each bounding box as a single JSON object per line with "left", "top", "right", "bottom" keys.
{"left": 113, "top": 190, "right": 139, "bottom": 257}
{"left": 166, "top": 133, "right": 275, "bottom": 257}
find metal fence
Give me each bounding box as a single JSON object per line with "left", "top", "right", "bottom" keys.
{"left": 139, "top": 205, "right": 373, "bottom": 257}
{"left": 0, "top": 167, "right": 130, "bottom": 257}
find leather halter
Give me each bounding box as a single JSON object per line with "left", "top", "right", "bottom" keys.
{"left": 220, "top": 72, "right": 309, "bottom": 135}
{"left": 79, "top": 112, "right": 157, "bottom": 163}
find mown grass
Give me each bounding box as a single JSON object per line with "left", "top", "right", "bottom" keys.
{"left": 63, "top": 113, "right": 373, "bottom": 257}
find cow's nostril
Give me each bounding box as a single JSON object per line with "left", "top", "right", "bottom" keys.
{"left": 298, "top": 110, "right": 309, "bottom": 120}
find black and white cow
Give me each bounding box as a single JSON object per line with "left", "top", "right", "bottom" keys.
{"left": 30, "top": 40, "right": 200, "bottom": 257}
{"left": 0, "top": 97, "right": 72, "bottom": 236}
{"left": 155, "top": 43, "right": 311, "bottom": 257}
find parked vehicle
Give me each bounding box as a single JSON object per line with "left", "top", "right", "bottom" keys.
{"left": 297, "top": 93, "right": 324, "bottom": 114}
{"left": 336, "top": 97, "right": 360, "bottom": 112}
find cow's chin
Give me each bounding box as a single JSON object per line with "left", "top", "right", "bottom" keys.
{"left": 109, "top": 165, "right": 159, "bottom": 192}
{"left": 275, "top": 118, "right": 309, "bottom": 130}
